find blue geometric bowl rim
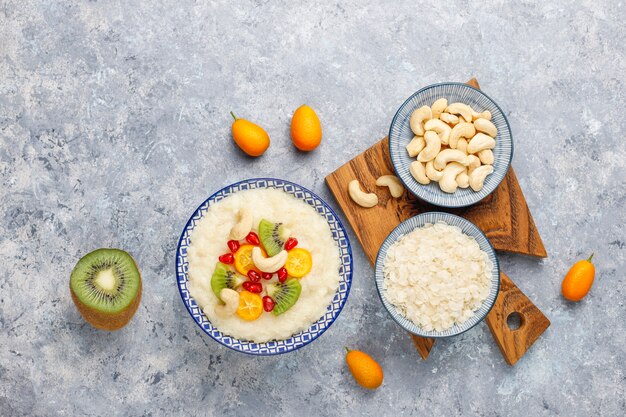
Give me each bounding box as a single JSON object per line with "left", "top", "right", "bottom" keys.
{"left": 374, "top": 211, "right": 500, "bottom": 338}
{"left": 175, "top": 177, "right": 353, "bottom": 355}
{"left": 388, "top": 82, "right": 515, "bottom": 208}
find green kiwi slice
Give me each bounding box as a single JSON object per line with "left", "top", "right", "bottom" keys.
{"left": 210, "top": 262, "right": 245, "bottom": 301}
{"left": 69, "top": 248, "right": 142, "bottom": 330}
{"left": 258, "top": 219, "right": 290, "bottom": 256}
{"left": 266, "top": 278, "right": 302, "bottom": 315}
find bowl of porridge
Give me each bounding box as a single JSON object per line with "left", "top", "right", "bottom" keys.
{"left": 176, "top": 178, "right": 352, "bottom": 355}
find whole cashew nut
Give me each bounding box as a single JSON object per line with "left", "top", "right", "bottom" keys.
{"left": 456, "top": 170, "right": 470, "bottom": 189}
{"left": 348, "top": 179, "right": 378, "bottom": 208}
{"left": 446, "top": 103, "right": 473, "bottom": 123}
{"left": 376, "top": 175, "right": 404, "bottom": 197}
{"left": 425, "top": 160, "right": 444, "bottom": 181}
{"left": 406, "top": 136, "right": 425, "bottom": 157}
{"left": 230, "top": 208, "right": 253, "bottom": 240}
{"left": 424, "top": 118, "right": 452, "bottom": 145}
{"left": 409, "top": 161, "right": 430, "bottom": 185}
{"left": 472, "top": 110, "right": 492, "bottom": 121}
{"left": 439, "top": 112, "right": 459, "bottom": 125}
{"left": 467, "top": 133, "right": 496, "bottom": 154}
{"left": 439, "top": 162, "right": 466, "bottom": 194}
{"left": 469, "top": 164, "right": 494, "bottom": 191}
{"left": 467, "top": 154, "right": 481, "bottom": 175}
{"left": 456, "top": 138, "right": 468, "bottom": 154}
{"left": 474, "top": 118, "right": 498, "bottom": 137}
{"left": 431, "top": 98, "right": 448, "bottom": 119}
{"left": 252, "top": 246, "right": 288, "bottom": 273}
{"left": 409, "top": 106, "right": 432, "bottom": 136}
{"left": 417, "top": 131, "right": 441, "bottom": 162}
{"left": 448, "top": 122, "right": 476, "bottom": 149}
{"left": 478, "top": 149, "right": 494, "bottom": 165}
{"left": 433, "top": 149, "right": 470, "bottom": 170}
{"left": 214, "top": 288, "right": 240, "bottom": 318}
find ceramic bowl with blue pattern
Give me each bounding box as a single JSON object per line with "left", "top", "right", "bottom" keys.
{"left": 176, "top": 178, "right": 353, "bottom": 355}
{"left": 375, "top": 212, "right": 500, "bottom": 338}
{"left": 389, "top": 82, "right": 513, "bottom": 208}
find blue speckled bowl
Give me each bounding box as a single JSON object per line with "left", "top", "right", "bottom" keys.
{"left": 176, "top": 178, "right": 353, "bottom": 355}
{"left": 389, "top": 82, "right": 513, "bottom": 208}
{"left": 375, "top": 212, "right": 500, "bottom": 338}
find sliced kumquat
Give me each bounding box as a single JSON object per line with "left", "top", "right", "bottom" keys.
{"left": 284, "top": 248, "right": 312, "bottom": 278}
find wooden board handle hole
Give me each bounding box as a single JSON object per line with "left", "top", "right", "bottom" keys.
{"left": 506, "top": 312, "right": 525, "bottom": 331}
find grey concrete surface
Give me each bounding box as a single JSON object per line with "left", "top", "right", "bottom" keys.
{"left": 1, "top": 1, "right": 625, "bottom": 416}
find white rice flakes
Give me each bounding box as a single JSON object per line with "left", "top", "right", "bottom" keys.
{"left": 383, "top": 222, "right": 492, "bottom": 332}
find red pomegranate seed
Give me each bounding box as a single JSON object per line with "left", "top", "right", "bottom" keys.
{"left": 245, "top": 232, "right": 260, "bottom": 245}
{"left": 277, "top": 267, "right": 288, "bottom": 283}
{"left": 261, "top": 272, "right": 273, "bottom": 280}
{"left": 247, "top": 270, "right": 261, "bottom": 282}
{"left": 243, "top": 281, "right": 262, "bottom": 293}
{"left": 263, "top": 296, "right": 275, "bottom": 312}
{"left": 227, "top": 240, "right": 240, "bottom": 253}
{"left": 284, "top": 237, "right": 298, "bottom": 250}
{"left": 218, "top": 253, "right": 234, "bottom": 264}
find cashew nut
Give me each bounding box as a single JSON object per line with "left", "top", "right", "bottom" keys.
{"left": 230, "top": 208, "right": 253, "bottom": 240}
{"left": 214, "top": 288, "right": 240, "bottom": 318}
{"left": 424, "top": 118, "right": 451, "bottom": 145}
{"left": 446, "top": 103, "right": 473, "bottom": 123}
{"left": 252, "top": 246, "right": 288, "bottom": 273}
{"left": 409, "top": 106, "right": 432, "bottom": 136}
{"left": 348, "top": 179, "right": 378, "bottom": 208}
{"left": 431, "top": 98, "right": 448, "bottom": 119}
{"left": 456, "top": 170, "right": 470, "bottom": 189}
{"left": 469, "top": 164, "right": 494, "bottom": 191}
{"left": 478, "top": 149, "right": 494, "bottom": 165}
{"left": 439, "top": 112, "right": 459, "bottom": 125}
{"left": 405, "top": 136, "right": 425, "bottom": 157}
{"left": 376, "top": 175, "right": 404, "bottom": 197}
{"left": 448, "top": 122, "right": 476, "bottom": 149}
{"left": 474, "top": 118, "right": 498, "bottom": 137}
{"left": 409, "top": 161, "right": 430, "bottom": 185}
{"left": 417, "top": 131, "right": 441, "bottom": 162}
{"left": 433, "top": 149, "right": 469, "bottom": 170}
{"left": 438, "top": 162, "right": 466, "bottom": 194}
{"left": 467, "top": 154, "right": 481, "bottom": 175}
{"left": 456, "top": 138, "right": 468, "bottom": 154}
{"left": 425, "top": 160, "right": 444, "bottom": 181}
{"left": 467, "top": 133, "right": 496, "bottom": 154}
{"left": 472, "top": 110, "right": 492, "bottom": 121}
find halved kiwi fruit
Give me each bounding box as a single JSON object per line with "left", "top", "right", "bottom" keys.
{"left": 266, "top": 278, "right": 301, "bottom": 315}
{"left": 70, "top": 248, "right": 142, "bottom": 331}
{"left": 258, "top": 219, "right": 290, "bottom": 256}
{"left": 210, "top": 262, "right": 245, "bottom": 301}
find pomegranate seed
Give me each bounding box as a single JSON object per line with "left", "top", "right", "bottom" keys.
{"left": 284, "top": 237, "right": 298, "bottom": 250}
{"left": 263, "top": 296, "right": 275, "bottom": 312}
{"left": 218, "top": 253, "right": 234, "bottom": 264}
{"left": 277, "top": 267, "right": 288, "bottom": 283}
{"left": 243, "top": 281, "right": 262, "bottom": 293}
{"left": 261, "top": 272, "right": 273, "bottom": 280}
{"left": 227, "top": 240, "right": 240, "bottom": 253}
{"left": 247, "top": 270, "right": 261, "bottom": 282}
{"left": 246, "top": 232, "right": 260, "bottom": 245}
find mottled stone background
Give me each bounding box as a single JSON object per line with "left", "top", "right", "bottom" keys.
{"left": 1, "top": 1, "right": 624, "bottom": 416}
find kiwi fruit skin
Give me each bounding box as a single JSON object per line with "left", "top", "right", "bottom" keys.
{"left": 258, "top": 219, "right": 288, "bottom": 257}
{"left": 69, "top": 248, "right": 142, "bottom": 331}
{"left": 267, "top": 278, "right": 301, "bottom": 316}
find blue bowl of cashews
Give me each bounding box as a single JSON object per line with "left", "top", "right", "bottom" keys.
{"left": 388, "top": 82, "right": 513, "bottom": 208}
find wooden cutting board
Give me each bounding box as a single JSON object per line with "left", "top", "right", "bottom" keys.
{"left": 325, "top": 78, "right": 550, "bottom": 365}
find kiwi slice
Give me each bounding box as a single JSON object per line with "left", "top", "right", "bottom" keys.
{"left": 210, "top": 262, "right": 245, "bottom": 301}
{"left": 258, "top": 219, "right": 290, "bottom": 256}
{"left": 69, "top": 248, "right": 142, "bottom": 331}
{"left": 266, "top": 278, "right": 302, "bottom": 315}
